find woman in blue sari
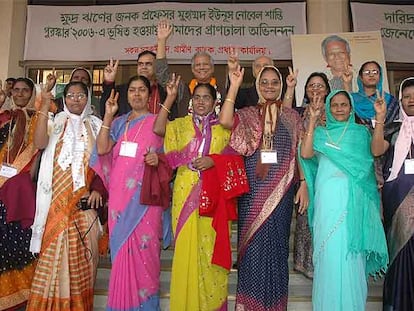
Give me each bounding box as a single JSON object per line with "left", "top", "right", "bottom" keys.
{"left": 300, "top": 90, "right": 388, "bottom": 310}
{"left": 372, "top": 77, "right": 414, "bottom": 311}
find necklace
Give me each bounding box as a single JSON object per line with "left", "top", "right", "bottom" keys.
{"left": 324, "top": 120, "right": 350, "bottom": 150}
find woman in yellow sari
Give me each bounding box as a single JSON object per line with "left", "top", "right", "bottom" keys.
{"left": 154, "top": 81, "right": 233, "bottom": 310}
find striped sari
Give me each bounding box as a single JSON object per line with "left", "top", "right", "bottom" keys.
{"left": 27, "top": 114, "right": 102, "bottom": 311}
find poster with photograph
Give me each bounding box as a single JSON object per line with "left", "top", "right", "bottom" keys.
{"left": 291, "top": 31, "right": 387, "bottom": 106}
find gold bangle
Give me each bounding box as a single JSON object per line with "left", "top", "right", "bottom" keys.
{"left": 159, "top": 103, "right": 171, "bottom": 114}
{"left": 37, "top": 111, "right": 49, "bottom": 118}
{"left": 374, "top": 119, "right": 385, "bottom": 125}
{"left": 305, "top": 131, "right": 313, "bottom": 136}
{"left": 224, "top": 98, "right": 235, "bottom": 104}
{"left": 101, "top": 125, "right": 110, "bottom": 130}
{"left": 285, "top": 94, "right": 293, "bottom": 99}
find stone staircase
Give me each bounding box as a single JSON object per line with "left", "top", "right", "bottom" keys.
{"left": 93, "top": 219, "right": 384, "bottom": 311}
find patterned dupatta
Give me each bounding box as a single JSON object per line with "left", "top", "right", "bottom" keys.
{"left": 165, "top": 113, "right": 229, "bottom": 241}
{"left": 30, "top": 103, "right": 101, "bottom": 253}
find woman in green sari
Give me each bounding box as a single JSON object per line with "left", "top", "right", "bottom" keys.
{"left": 300, "top": 90, "right": 388, "bottom": 310}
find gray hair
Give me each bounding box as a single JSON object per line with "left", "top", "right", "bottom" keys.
{"left": 321, "top": 35, "right": 351, "bottom": 59}
{"left": 191, "top": 52, "right": 214, "bottom": 69}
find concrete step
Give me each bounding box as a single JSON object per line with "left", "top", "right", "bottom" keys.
{"left": 93, "top": 296, "right": 383, "bottom": 311}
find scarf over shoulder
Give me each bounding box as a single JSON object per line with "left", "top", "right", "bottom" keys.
{"left": 300, "top": 90, "right": 389, "bottom": 276}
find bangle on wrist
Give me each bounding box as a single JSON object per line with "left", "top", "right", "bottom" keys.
{"left": 299, "top": 178, "right": 306, "bottom": 182}
{"left": 224, "top": 98, "right": 235, "bottom": 104}
{"left": 159, "top": 103, "right": 171, "bottom": 114}
{"left": 101, "top": 125, "right": 110, "bottom": 130}
{"left": 37, "top": 111, "right": 49, "bottom": 118}
{"left": 285, "top": 94, "right": 293, "bottom": 99}
{"left": 374, "top": 119, "right": 385, "bottom": 125}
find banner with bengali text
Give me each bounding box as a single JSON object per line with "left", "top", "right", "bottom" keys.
{"left": 351, "top": 2, "right": 414, "bottom": 63}
{"left": 24, "top": 2, "right": 306, "bottom": 62}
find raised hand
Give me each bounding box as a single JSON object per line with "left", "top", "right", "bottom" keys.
{"left": 105, "top": 89, "right": 119, "bottom": 117}
{"left": 227, "top": 49, "right": 239, "bottom": 74}
{"left": 374, "top": 89, "right": 386, "bottom": 121}
{"left": 286, "top": 66, "right": 299, "bottom": 88}
{"left": 103, "top": 58, "right": 119, "bottom": 83}
{"left": 45, "top": 69, "right": 57, "bottom": 92}
{"left": 157, "top": 19, "right": 173, "bottom": 42}
{"left": 309, "top": 94, "right": 323, "bottom": 120}
{"left": 228, "top": 65, "right": 245, "bottom": 89}
{"left": 342, "top": 63, "right": 353, "bottom": 91}
{"left": 166, "top": 73, "right": 181, "bottom": 99}
{"left": 40, "top": 83, "right": 54, "bottom": 111}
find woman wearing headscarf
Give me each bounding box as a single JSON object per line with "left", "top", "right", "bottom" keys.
{"left": 352, "top": 61, "right": 399, "bottom": 129}
{"left": 0, "top": 78, "right": 40, "bottom": 311}
{"left": 220, "top": 65, "right": 306, "bottom": 310}
{"left": 300, "top": 89, "right": 388, "bottom": 310}
{"left": 0, "top": 78, "right": 41, "bottom": 187}
{"left": 26, "top": 81, "right": 106, "bottom": 311}
{"left": 372, "top": 77, "right": 414, "bottom": 311}
{"left": 352, "top": 61, "right": 400, "bottom": 188}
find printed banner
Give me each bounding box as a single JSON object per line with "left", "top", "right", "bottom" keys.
{"left": 24, "top": 2, "right": 306, "bottom": 62}
{"left": 351, "top": 2, "right": 414, "bottom": 63}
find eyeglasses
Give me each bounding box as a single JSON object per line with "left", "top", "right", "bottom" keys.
{"left": 259, "top": 79, "right": 280, "bottom": 87}
{"left": 362, "top": 69, "right": 379, "bottom": 76}
{"left": 12, "top": 88, "right": 31, "bottom": 94}
{"left": 193, "top": 94, "right": 213, "bottom": 102}
{"left": 66, "top": 93, "right": 87, "bottom": 100}
{"left": 307, "top": 83, "right": 325, "bottom": 90}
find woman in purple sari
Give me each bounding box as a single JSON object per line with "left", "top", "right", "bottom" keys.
{"left": 92, "top": 75, "right": 175, "bottom": 311}
{"left": 220, "top": 66, "right": 306, "bottom": 311}
{"left": 373, "top": 77, "right": 414, "bottom": 311}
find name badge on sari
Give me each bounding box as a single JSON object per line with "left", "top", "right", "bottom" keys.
{"left": 119, "top": 141, "right": 138, "bottom": 158}
{"left": 261, "top": 150, "right": 277, "bottom": 164}
{"left": 404, "top": 159, "right": 414, "bottom": 174}
{"left": 0, "top": 163, "right": 18, "bottom": 178}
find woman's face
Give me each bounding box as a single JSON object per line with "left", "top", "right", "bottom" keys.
{"left": 192, "top": 86, "right": 215, "bottom": 116}
{"left": 127, "top": 79, "right": 149, "bottom": 112}
{"left": 65, "top": 84, "right": 88, "bottom": 115}
{"left": 306, "top": 76, "right": 328, "bottom": 102}
{"left": 12, "top": 81, "right": 33, "bottom": 107}
{"left": 330, "top": 93, "right": 352, "bottom": 122}
{"left": 401, "top": 85, "right": 414, "bottom": 116}
{"left": 258, "top": 69, "right": 281, "bottom": 102}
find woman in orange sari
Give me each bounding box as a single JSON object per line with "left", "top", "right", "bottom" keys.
{"left": 26, "top": 81, "right": 106, "bottom": 311}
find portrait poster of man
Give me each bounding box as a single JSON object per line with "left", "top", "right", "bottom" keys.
{"left": 291, "top": 31, "right": 388, "bottom": 106}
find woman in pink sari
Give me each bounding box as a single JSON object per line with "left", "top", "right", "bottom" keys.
{"left": 92, "top": 75, "right": 176, "bottom": 310}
